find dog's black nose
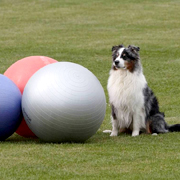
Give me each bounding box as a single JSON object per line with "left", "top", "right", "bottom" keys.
{"left": 115, "top": 60, "right": 119, "bottom": 65}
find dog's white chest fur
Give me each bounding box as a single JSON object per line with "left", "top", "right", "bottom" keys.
{"left": 107, "top": 69, "right": 147, "bottom": 128}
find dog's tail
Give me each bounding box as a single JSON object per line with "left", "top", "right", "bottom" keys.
{"left": 168, "top": 124, "right": 180, "bottom": 132}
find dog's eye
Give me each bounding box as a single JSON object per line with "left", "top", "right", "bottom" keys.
{"left": 122, "top": 53, "right": 127, "bottom": 59}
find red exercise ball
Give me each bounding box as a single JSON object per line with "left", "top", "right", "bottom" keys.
{"left": 4, "top": 56, "right": 58, "bottom": 138}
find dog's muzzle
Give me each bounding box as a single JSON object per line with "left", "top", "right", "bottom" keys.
{"left": 115, "top": 60, "right": 119, "bottom": 66}
{"left": 114, "top": 60, "right": 126, "bottom": 69}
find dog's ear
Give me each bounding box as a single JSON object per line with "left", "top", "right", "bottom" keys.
{"left": 112, "top": 46, "right": 118, "bottom": 52}
{"left": 112, "top": 44, "right": 124, "bottom": 52}
{"left": 128, "top": 45, "right": 140, "bottom": 52}
{"left": 126, "top": 45, "right": 140, "bottom": 60}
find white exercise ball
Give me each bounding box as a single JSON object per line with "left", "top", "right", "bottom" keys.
{"left": 22, "top": 62, "right": 106, "bottom": 142}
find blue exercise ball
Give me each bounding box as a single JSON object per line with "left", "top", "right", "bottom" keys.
{"left": 0, "top": 74, "right": 22, "bottom": 140}
{"left": 22, "top": 62, "right": 106, "bottom": 143}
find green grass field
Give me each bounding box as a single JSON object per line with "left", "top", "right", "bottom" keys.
{"left": 1, "top": 0, "right": 180, "bottom": 179}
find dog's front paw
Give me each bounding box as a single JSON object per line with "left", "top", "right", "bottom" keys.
{"left": 103, "top": 130, "right": 112, "bottom": 133}
{"left": 152, "top": 133, "right": 158, "bottom": 136}
{"left": 110, "top": 131, "right": 118, "bottom": 137}
{"left": 132, "top": 130, "right": 139, "bottom": 137}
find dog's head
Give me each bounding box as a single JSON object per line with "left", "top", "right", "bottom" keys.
{"left": 111, "top": 44, "right": 140, "bottom": 72}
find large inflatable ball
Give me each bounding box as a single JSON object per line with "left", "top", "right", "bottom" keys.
{"left": 4, "top": 56, "right": 57, "bottom": 137}
{"left": 0, "top": 75, "right": 22, "bottom": 141}
{"left": 22, "top": 62, "right": 106, "bottom": 142}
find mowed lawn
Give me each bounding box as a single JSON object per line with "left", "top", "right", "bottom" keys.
{"left": 1, "top": 0, "right": 180, "bottom": 179}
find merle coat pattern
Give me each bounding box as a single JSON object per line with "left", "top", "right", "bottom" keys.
{"left": 105, "top": 44, "right": 180, "bottom": 136}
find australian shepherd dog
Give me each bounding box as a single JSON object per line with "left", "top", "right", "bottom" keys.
{"left": 105, "top": 44, "right": 180, "bottom": 136}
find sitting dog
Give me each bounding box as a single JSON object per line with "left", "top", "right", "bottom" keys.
{"left": 105, "top": 44, "right": 180, "bottom": 136}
